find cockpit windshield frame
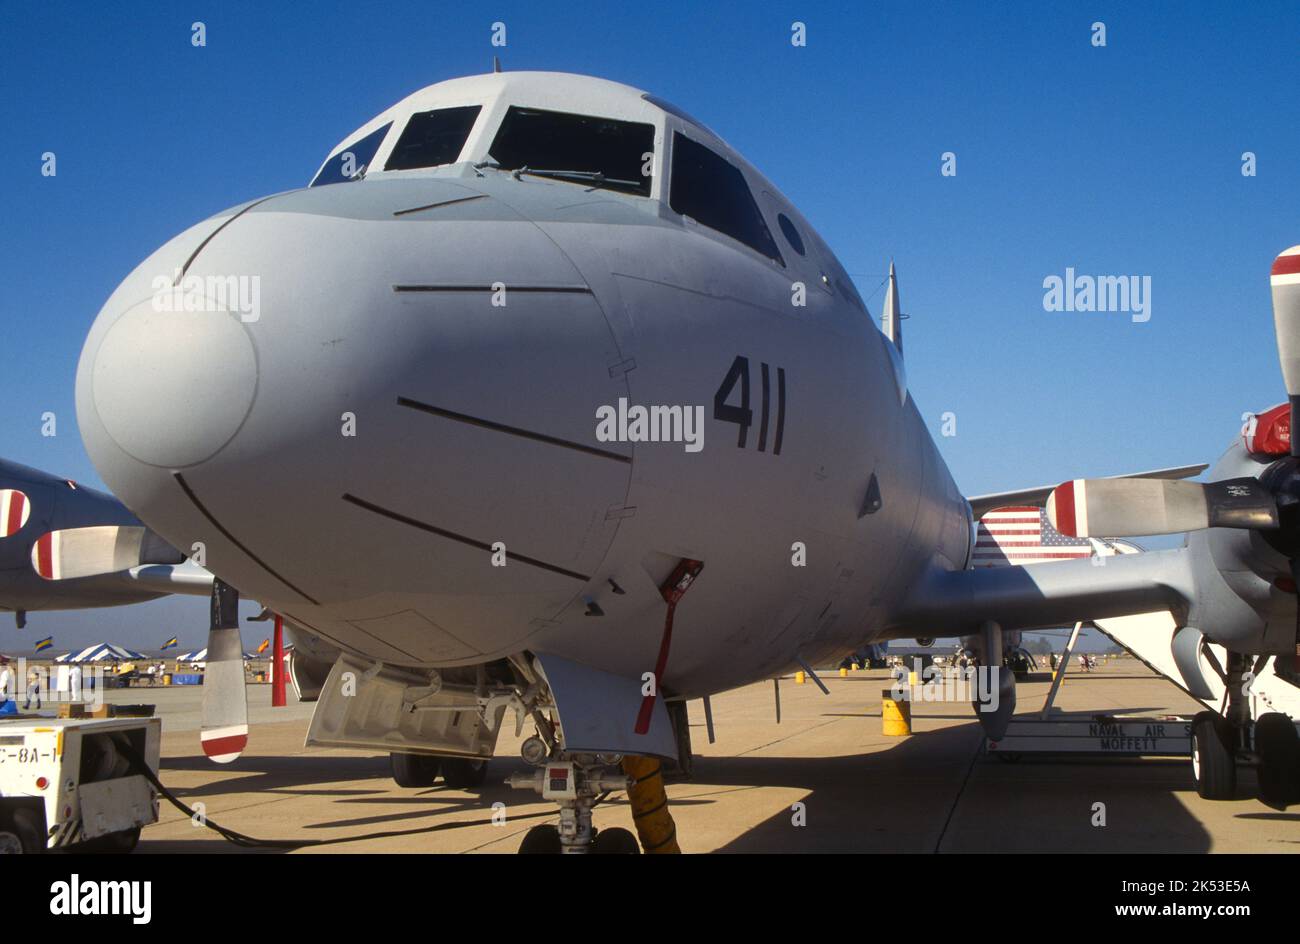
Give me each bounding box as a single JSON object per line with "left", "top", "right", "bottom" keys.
{"left": 384, "top": 105, "right": 483, "bottom": 172}
{"left": 485, "top": 106, "right": 656, "bottom": 198}
{"left": 310, "top": 122, "right": 393, "bottom": 187}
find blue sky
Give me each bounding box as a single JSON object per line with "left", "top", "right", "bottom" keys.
{"left": 1, "top": 1, "right": 1296, "bottom": 650}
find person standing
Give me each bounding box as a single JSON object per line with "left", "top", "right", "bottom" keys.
{"left": 24, "top": 666, "right": 41, "bottom": 709}
{"left": 0, "top": 657, "right": 12, "bottom": 710}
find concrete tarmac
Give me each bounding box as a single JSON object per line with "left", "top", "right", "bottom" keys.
{"left": 109, "top": 657, "right": 1300, "bottom": 853}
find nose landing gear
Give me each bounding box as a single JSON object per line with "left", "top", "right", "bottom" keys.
{"left": 508, "top": 755, "right": 632, "bottom": 854}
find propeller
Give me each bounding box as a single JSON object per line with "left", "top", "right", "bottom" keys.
{"left": 1272, "top": 246, "right": 1300, "bottom": 458}
{"left": 31, "top": 525, "right": 185, "bottom": 580}
{"left": 1271, "top": 248, "right": 1300, "bottom": 657}
{"left": 1046, "top": 477, "right": 1279, "bottom": 538}
{"left": 200, "top": 578, "right": 249, "bottom": 764}
{"left": 1046, "top": 245, "right": 1300, "bottom": 544}
{"left": 1044, "top": 246, "right": 1300, "bottom": 674}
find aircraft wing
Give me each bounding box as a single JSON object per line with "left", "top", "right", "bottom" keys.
{"left": 889, "top": 547, "right": 1193, "bottom": 637}
{"left": 966, "top": 464, "right": 1208, "bottom": 519}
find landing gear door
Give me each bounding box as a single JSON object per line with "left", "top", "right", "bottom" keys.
{"left": 533, "top": 652, "right": 678, "bottom": 760}
{"left": 305, "top": 654, "right": 499, "bottom": 759}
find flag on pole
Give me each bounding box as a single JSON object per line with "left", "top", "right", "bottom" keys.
{"left": 256, "top": 638, "right": 270, "bottom": 654}
{"left": 161, "top": 636, "right": 178, "bottom": 650}
{"left": 34, "top": 636, "right": 53, "bottom": 652}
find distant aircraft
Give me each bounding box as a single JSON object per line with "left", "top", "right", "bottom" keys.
{"left": 67, "top": 70, "right": 1300, "bottom": 848}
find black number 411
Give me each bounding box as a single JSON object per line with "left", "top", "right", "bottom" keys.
{"left": 713, "top": 355, "right": 785, "bottom": 454}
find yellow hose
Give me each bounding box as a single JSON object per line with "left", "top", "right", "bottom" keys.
{"left": 622, "top": 754, "right": 681, "bottom": 854}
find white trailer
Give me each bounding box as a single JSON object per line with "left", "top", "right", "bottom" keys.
{"left": 0, "top": 715, "right": 160, "bottom": 853}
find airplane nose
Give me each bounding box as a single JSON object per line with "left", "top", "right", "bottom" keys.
{"left": 78, "top": 179, "right": 635, "bottom": 663}
{"left": 87, "top": 298, "right": 257, "bottom": 468}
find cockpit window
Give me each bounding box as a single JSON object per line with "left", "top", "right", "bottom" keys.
{"left": 487, "top": 106, "right": 654, "bottom": 196}
{"left": 670, "top": 133, "right": 782, "bottom": 264}
{"left": 777, "top": 214, "right": 805, "bottom": 256}
{"left": 385, "top": 105, "right": 482, "bottom": 171}
{"left": 311, "top": 122, "right": 393, "bottom": 187}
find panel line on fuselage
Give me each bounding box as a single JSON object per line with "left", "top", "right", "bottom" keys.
{"left": 175, "top": 193, "right": 283, "bottom": 281}
{"left": 391, "top": 284, "right": 592, "bottom": 294}
{"left": 173, "top": 473, "right": 322, "bottom": 605}
{"left": 392, "top": 193, "right": 490, "bottom": 217}
{"left": 340, "top": 492, "right": 592, "bottom": 582}
{"left": 395, "top": 395, "right": 632, "bottom": 464}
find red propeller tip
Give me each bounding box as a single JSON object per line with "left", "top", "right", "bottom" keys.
{"left": 1048, "top": 480, "right": 1081, "bottom": 537}
{"left": 201, "top": 726, "right": 248, "bottom": 764}
{"left": 1271, "top": 247, "right": 1300, "bottom": 278}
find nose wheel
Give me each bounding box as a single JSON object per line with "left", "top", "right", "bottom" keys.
{"left": 508, "top": 754, "right": 632, "bottom": 854}
{"left": 517, "top": 823, "right": 639, "bottom": 855}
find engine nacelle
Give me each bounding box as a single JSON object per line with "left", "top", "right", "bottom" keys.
{"left": 1184, "top": 442, "right": 1297, "bottom": 655}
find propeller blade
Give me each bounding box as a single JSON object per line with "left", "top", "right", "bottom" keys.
{"left": 31, "top": 525, "right": 185, "bottom": 580}
{"left": 200, "top": 579, "right": 248, "bottom": 764}
{"left": 1270, "top": 246, "right": 1300, "bottom": 457}
{"left": 1047, "top": 477, "right": 1279, "bottom": 538}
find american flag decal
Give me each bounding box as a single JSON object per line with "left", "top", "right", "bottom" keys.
{"left": 973, "top": 505, "right": 1096, "bottom": 567}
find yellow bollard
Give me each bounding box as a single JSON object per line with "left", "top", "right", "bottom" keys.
{"left": 881, "top": 688, "right": 912, "bottom": 736}
{"left": 851, "top": 662, "right": 860, "bottom": 671}
{"left": 839, "top": 666, "right": 848, "bottom": 678}
{"left": 795, "top": 670, "right": 806, "bottom": 685}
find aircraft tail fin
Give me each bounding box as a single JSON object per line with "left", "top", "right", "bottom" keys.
{"left": 881, "top": 260, "right": 903, "bottom": 354}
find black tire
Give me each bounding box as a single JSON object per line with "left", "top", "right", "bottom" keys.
{"left": 0, "top": 806, "right": 44, "bottom": 854}
{"left": 441, "top": 757, "right": 489, "bottom": 789}
{"left": 1255, "top": 712, "right": 1300, "bottom": 807}
{"left": 1192, "top": 711, "right": 1236, "bottom": 800}
{"left": 593, "top": 826, "right": 641, "bottom": 854}
{"left": 518, "top": 823, "right": 561, "bottom": 854}
{"left": 390, "top": 752, "right": 440, "bottom": 788}
{"left": 79, "top": 826, "right": 141, "bottom": 854}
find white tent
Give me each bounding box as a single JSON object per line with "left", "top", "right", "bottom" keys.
{"left": 175, "top": 648, "right": 207, "bottom": 664}
{"left": 65, "top": 643, "right": 144, "bottom": 663}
